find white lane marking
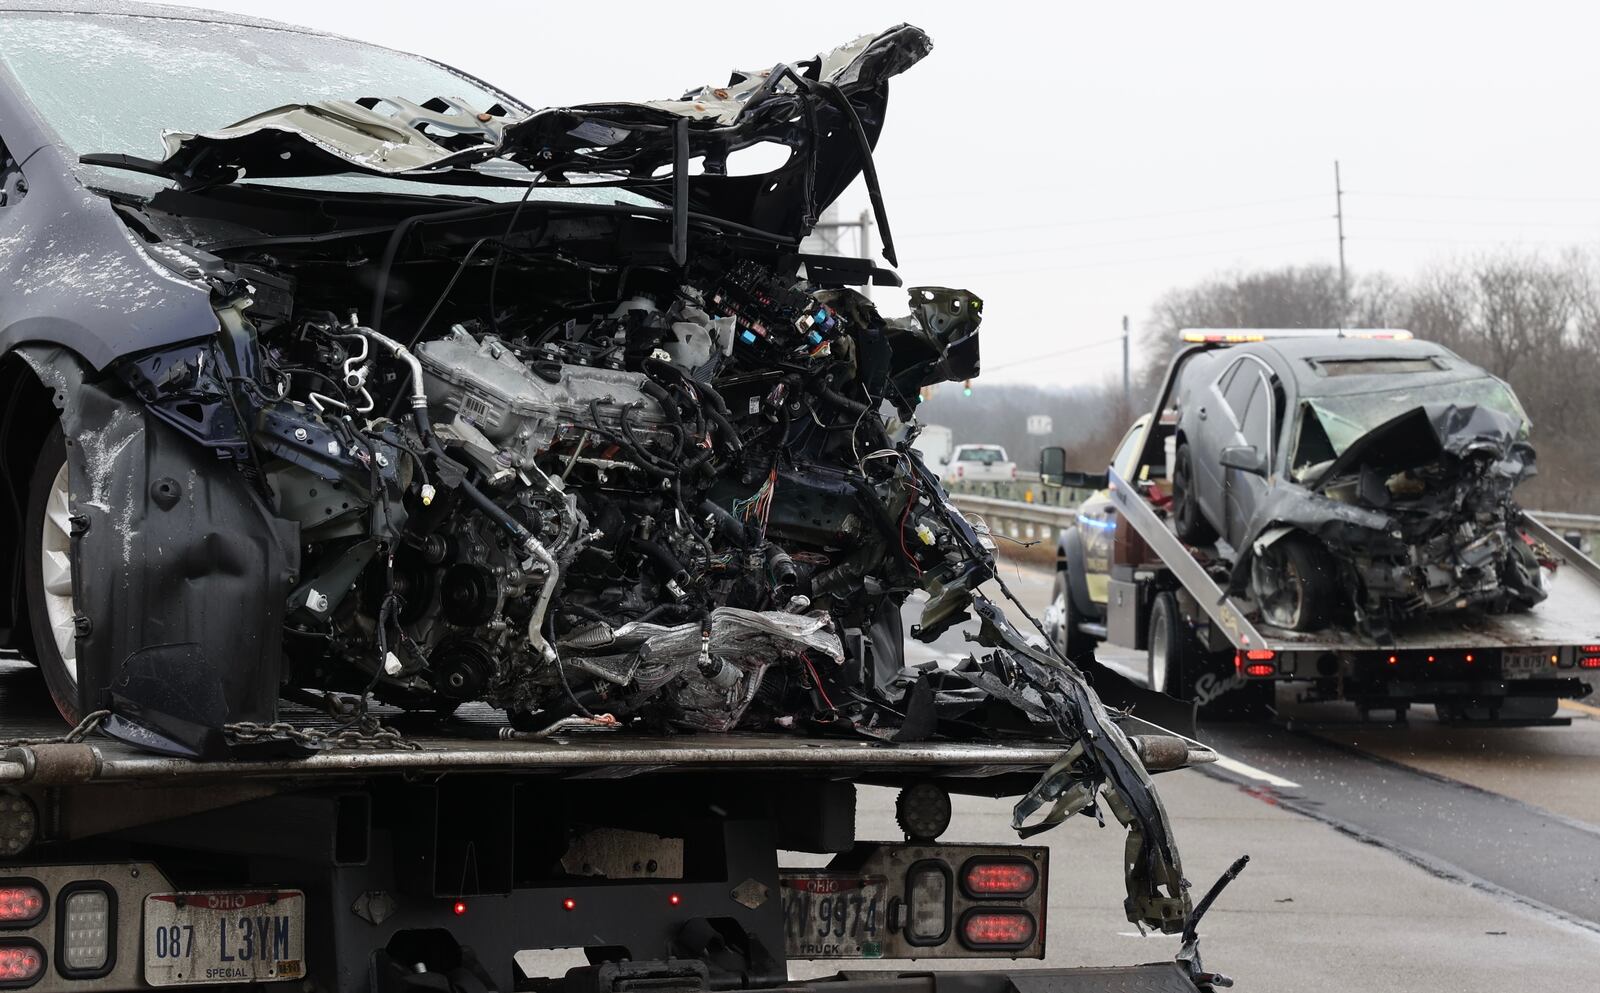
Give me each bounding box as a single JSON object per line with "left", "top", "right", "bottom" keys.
{"left": 1211, "top": 754, "right": 1301, "bottom": 789}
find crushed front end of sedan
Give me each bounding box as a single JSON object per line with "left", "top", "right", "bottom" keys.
{"left": 1273, "top": 402, "right": 1542, "bottom": 603}
{"left": 0, "top": 12, "right": 1206, "bottom": 935}
{"left": 1239, "top": 369, "right": 1547, "bottom": 635}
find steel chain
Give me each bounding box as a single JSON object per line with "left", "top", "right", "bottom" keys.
{"left": 223, "top": 715, "right": 424, "bottom": 752}
{"left": 0, "top": 708, "right": 112, "bottom": 750}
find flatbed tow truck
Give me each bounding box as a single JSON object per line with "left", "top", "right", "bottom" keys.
{"left": 1043, "top": 336, "right": 1600, "bottom": 725}
{"left": 0, "top": 659, "right": 1222, "bottom": 993}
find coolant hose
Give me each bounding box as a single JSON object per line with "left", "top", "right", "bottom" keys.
{"left": 766, "top": 543, "right": 798, "bottom": 598}
{"left": 633, "top": 536, "right": 690, "bottom": 590}
{"left": 699, "top": 499, "right": 749, "bottom": 548}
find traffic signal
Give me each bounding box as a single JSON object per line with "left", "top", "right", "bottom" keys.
{"left": 962, "top": 380, "right": 973, "bottom": 397}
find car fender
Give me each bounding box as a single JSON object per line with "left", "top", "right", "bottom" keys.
{"left": 0, "top": 108, "right": 218, "bottom": 369}
{"left": 1057, "top": 526, "right": 1102, "bottom": 621}
{"left": 17, "top": 344, "right": 297, "bottom": 757}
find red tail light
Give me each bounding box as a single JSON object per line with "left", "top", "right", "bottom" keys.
{"left": 0, "top": 943, "right": 44, "bottom": 983}
{"left": 1245, "top": 649, "right": 1275, "bottom": 661}
{"left": 961, "top": 858, "right": 1039, "bottom": 898}
{"left": 1582, "top": 645, "right": 1600, "bottom": 654}
{"left": 1244, "top": 663, "right": 1275, "bottom": 677}
{"left": 0, "top": 883, "right": 45, "bottom": 925}
{"left": 1580, "top": 656, "right": 1600, "bottom": 670}
{"left": 959, "top": 910, "right": 1037, "bottom": 950}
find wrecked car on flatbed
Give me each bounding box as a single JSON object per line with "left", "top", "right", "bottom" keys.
{"left": 1040, "top": 329, "right": 1600, "bottom": 723}
{"left": 0, "top": 3, "right": 1232, "bottom": 991}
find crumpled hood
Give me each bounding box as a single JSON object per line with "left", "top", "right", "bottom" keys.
{"left": 1307, "top": 402, "right": 1533, "bottom": 493}
{"left": 133, "top": 25, "right": 931, "bottom": 244}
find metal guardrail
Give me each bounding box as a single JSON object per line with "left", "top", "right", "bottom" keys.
{"left": 947, "top": 492, "right": 1077, "bottom": 550}
{"left": 947, "top": 489, "right": 1598, "bottom": 558}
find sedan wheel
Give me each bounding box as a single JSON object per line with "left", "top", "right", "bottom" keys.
{"left": 23, "top": 427, "right": 84, "bottom": 724}
{"left": 1251, "top": 534, "right": 1336, "bottom": 632}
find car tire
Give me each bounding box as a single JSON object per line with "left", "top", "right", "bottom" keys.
{"left": 21, "top": 424, "right": 84, "bottom": 725}
{"left": 1048, "top": 569, "right": 1097, "bottom": 662}
{"left": 1251, "top": 533, "right": 1337, "bottom": 632}
{"left": 1149, "top": 591, "right": 1271, "bottom": 720}
{"left": 1171, "top": 442, "right": 1217, "bottom": 545}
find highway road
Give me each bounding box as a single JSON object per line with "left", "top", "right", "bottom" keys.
{"left": 846, "top": 561, "right": 1600, "bottom": 991}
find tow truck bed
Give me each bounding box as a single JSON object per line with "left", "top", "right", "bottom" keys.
{"left": 0, "top": 659, "right": 1071, "bottom": 787}
{"left": 0, "top": 660, "right": 1224, "bottom": 993}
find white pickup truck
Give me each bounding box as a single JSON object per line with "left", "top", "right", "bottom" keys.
{"left": 947, "top": 443, "right": 1018, "bottom": 483}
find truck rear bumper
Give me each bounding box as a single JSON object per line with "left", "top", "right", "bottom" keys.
{"left": 770, "top": 965, "right": 1206, "bottom": 993}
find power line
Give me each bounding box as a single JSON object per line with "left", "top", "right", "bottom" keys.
{"left": 914, "top": 216, "right": 1326, "bottom": 264}
{"left": 983, "top": 337, "right": 1125, "bottom": 374}
{"left": 894, "top": 193, "right": 1327, "bottom": 237}
{"left": 1354, "top": 215, "right": 1600, "bottom": 229}
{"left": 928, "top": 237, "right": 1333, "bottom": 280}
{"left": 1351, "top": 190, "right": 1600, "bottom": 205}
{"left": 1350, "top": 235, "right": 1591, "bottom": 247}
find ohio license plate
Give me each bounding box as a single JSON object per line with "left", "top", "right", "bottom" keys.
{"left": 143, "top": 890, "right": 305, "bottom": 986}
{"left": 779, "top": 873, "right": 887, "bottom": 958}
{"left": 1503, "top": 649, "right": 1554, "bottom": 678}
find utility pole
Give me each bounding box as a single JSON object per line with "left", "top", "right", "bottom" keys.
{"left": 1121, "top": 315, "right": 1131, "bottom": 414}
{"left": 1334, "top": 160, "right": 1348, "bottom": 328}
{"left": 803, "top": 205, "right": 876, "bottom": 300}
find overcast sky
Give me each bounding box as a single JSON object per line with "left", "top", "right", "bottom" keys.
{"left": 160, "top": 0, "right": 1600, "bottom": 386}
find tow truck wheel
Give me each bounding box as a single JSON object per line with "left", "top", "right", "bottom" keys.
{"left": 21, "top": 425, "right": 84, "bottom": 725}
{"left": 1150, "top": 592, "right": 1271, "bottom": 719}
{"left": 1147, "top": 593, "right": 1186, "bottom": 697}
{"left": 1171, "top": 442, "right": 1217, "bottom": 545}
{"left": 1048, "top": 570, "right": 1097, "bottom": 661}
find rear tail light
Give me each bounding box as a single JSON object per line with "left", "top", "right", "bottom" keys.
{"left": 1580, "top": 656, "right": 1600, "bottom": 670}
{"left": 0, "top": 942, "right": 44, "bottom": 984}
{"left": 961, "top": 858, "right": 1038, "bottom": 899}
{"left": 959, "top": 910, "right": 1036, "bottom": 950}
{"left": 58, "top": 886, "right": 114, "bottom": 976}
{"left": 1236, "top": 650, "right": 1275, "bottom": 677}
{"left": 0, "top": 883, "right": 45, "bottom": 926}
{"left": 904, "top": 862, "right": 952, "bottom": 945}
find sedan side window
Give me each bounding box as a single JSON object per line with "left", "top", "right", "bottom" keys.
{"left": 1221, "top": 359, "right": 1256, "bottom": 420}
{"left": 1240, "top": 374, "right": 1273, "bottom": 457}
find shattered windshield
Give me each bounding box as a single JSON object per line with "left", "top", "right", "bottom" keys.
{"left": 0, "top": 12, "right": 637, "bottom": 203}
{"left": 1303, "top": 377, "right": 1529, "bottom": 455}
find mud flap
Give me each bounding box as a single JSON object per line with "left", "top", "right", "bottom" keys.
{"left": 56, "top": 372, "right": 298, "bottom": 758}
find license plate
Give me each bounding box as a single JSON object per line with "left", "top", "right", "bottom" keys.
{"left": 143, "top": 890, "right": 305, "bottom": 987}
{"left": 1504, "top": 649, "right": 1554, "bottom": 678}
{"left": 779, "top": 873, "right": 887, "bottom": 958}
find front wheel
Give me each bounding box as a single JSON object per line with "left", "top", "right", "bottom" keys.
{"left": 21, "top": 425, "right": 84, "bottom": 724}
{"left": 1047, "top": 569, "right": 1097, "bottom": 662}
{"left": 1251, "top": 534, "right": 1337, "bottom": 631}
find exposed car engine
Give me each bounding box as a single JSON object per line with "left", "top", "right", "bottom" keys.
{"left": 240, "top": 262, "right": 986, "bottom": 732}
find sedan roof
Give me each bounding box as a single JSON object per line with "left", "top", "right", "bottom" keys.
{"left": 1223, "top": 337, "right": 1492, "bottom": 398}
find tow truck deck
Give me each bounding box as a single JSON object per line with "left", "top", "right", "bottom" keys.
{"left": 0, "top": 659, "right": 1220, "bottom": 993}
